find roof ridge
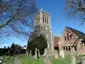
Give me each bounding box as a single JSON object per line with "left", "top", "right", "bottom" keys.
{"left": 65, "top": 26, "right": 85, "bottom": 40}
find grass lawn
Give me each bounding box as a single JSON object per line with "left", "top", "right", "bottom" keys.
{"left": 51, "top": 55, "right": 71, "bottom": 64}
{"left": 20, "top": 54, "right": 44, "bottom": 64}
{"left": 51, "top": 54, "right": 84, "bottom": 64}
{"left": 1, "top": 56, "right": 14, "bottom": 64}
{"left": 20, "top": 54, "right": 71, "bottom": 64}
{"left": 17, "top": 54, "right": 83, "bottom": 64}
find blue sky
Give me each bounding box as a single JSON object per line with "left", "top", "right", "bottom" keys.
{"left": 1, "top": 0, "right": 85, "bottom": 48}
{"left": 36, "top": 0, "right": 85, "bottom": 36}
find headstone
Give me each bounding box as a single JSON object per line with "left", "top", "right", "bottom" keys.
{"left": 71, "top": 47, "right": 76, "bottom": 64}
{"left": 44, "top": 49, "right": 47, "bottom": 56}
{"left": 30, "top": 50, "right": 32, "bottom": 55}
{"left": 59, "top": 50, "right": 65, "bottom": 58}
{"left": 81, "top": 56, "right": 85, "bottom": 64}
{"left": 54, "top": 50, "right": 59, "bottom": 59}
{"left": 38, "top": 49, "right": 40, "bottom": 57}
{"left": 72, "top": 55, "right": 76, "bottom": 64}
{"left": 34, "top": 48, "right": 37, "bottom": 59}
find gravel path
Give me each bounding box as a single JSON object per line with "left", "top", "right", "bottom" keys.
{"left": 14, "top": 57, "right": 21, "bottom": 64}
{"left": 44, "top": 57, "right": 52, "bottom": 64}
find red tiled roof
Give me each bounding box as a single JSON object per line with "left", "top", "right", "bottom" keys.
{"left": 54, "top": 36, "right": 60, "bottom": 47}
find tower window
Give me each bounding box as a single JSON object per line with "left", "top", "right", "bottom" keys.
{"left": 43, "top": 15, "right": 44, "bottom": 23}
{"left": 45, "top": 17, "right": 46, "bottom": 23}
{"left": 47, "top": 18, "right": 48, "bottom": 24}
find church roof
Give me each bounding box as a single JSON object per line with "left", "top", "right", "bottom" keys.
{"left": 65, "top": 26, "right": 85, "bottom": 40}
{"left": 54, "top": 36, "right": 60, "bottom": 47}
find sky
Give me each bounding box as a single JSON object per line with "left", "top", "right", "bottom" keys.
{"left": 1, "top": 0, "right": 85, "bottom": 48}
{"left": 36, "top": 0, "right": 85, "bottom": 36}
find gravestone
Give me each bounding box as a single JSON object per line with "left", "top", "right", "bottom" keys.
{"left": 34, "top": 48, "right": 37, "bottom": 59}
{"left": 54, "top": 50, "right": 59, "bottom": 59}
{"left": 44, "top": 49, "right": 47, "bottom": 56}
{"left": 34, "top": 48, "right": 40, "bottom": 59}
{"left": 30, "top": 50, "right": 32, "bottom": 55}
{"left": 71, "top": 47, "right": 76, "bottom": 64}
{"left": 38, "top": 49, "right": 40, "bottom": 57}
{"left": 59, "top": 50, "right": 65, "bottom": 58}
{"left": 81, "top": 56, "right": 85, "bottom": 64}
{"left": 72, "top": 55, "right": 76, "bottom": 64}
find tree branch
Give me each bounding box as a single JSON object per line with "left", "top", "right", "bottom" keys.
{"left": 0, "top": 16, "right": 14, "bottom": 28}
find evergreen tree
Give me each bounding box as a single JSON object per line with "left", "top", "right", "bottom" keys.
{"left": 27, "top": 34, "right": 47, "bottom": 58}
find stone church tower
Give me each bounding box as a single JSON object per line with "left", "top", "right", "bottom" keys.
{"left": 34, "top": 9, "right": 54, "bottom": 55}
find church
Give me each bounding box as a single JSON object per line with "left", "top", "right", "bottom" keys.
{"left": 29, "top": 9, "right": 54, "bottom": 56}
{"left": 59, "top": 26, "right": 85, "bottom": 55}
{"left": 29, "top": 9, "right": 85, "bottom": 57}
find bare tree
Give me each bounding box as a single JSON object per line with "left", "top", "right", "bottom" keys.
{"left": 0, "top": 0, "right": 37, "bottom": 43}
{"left": 65, "top": 0, "right": 85, "bottom": 23}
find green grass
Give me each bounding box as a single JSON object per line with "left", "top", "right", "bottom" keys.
{"left": 51, "top": 54, "right": 84, "bottom": 64}
{"left": 51, "top": 55, "right": 71, "bottom": 64}
{"left": 51, "top": 57, "right": 64, "bottom": 64}
{"left": 1, "top": 56, "right": 14, "bottom": 64}
{"left": 20, "top": 54, "right": 44, "bottom": 64}
{"left": 20, "top": 54, "right": 71, "bottom": 64}
{"left": 15, "top": 54, "right": 84, "bottom": 64}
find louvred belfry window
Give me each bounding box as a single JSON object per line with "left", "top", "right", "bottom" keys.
{"left": 43, "top": 15, "right": 44, "bottom": 23}
{"left": 47, "top": 17, "right": 48, "bottom": 24}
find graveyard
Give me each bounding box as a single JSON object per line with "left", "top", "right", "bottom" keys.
{"left": 0, "top": 52, "right": 84, "bottom": 64}
{"left": 1, "top": 0, "right": 85, "bottom": 64}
